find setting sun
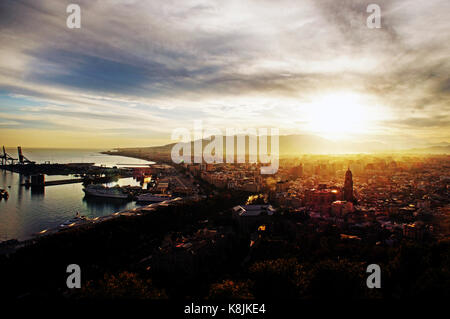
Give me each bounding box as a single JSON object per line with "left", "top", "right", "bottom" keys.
{"left": 304, "top": 92, "right": 382, "bottom": 140}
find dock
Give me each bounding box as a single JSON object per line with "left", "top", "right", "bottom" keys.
{"left": 21, "top": 178, "right": 85, "bottom": 187}
{"left": 0, "top": 146, "right": 135, "bottom": 189}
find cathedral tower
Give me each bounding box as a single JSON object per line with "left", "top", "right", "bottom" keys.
{"left": 344, "top": 168, "right": 353, "bottom": 202}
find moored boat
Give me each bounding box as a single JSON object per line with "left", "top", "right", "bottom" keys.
{"left": 59, "top": 212, "right": 88, "bottom": 229}
{"left": 0, "top": 189, "right": 9, "bottom": 199}
{"left": 83, "top": 184, "right": 129, "bottom": 199}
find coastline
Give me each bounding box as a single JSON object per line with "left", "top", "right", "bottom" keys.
{"left": 100, "top": 150, "right": 158, "bottom": 165}
{"left": 101, "top": 146, "right": 174, "bottom": 166}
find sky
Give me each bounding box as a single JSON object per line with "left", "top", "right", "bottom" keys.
{"left": 0, "top": 0, "right": 449, "bottom": 149}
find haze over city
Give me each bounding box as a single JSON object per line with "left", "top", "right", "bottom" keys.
{"left": 0, "top": 0, "right": 449, "bottom": 150}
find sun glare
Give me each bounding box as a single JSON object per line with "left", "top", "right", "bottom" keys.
{"left": 304, "top": 92, "right": 380, "bottom": 140}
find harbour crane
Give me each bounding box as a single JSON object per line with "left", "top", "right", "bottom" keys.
{"left": 17, "top": 146, "right": 35, "bottom": 164}
{"left": 1, "top": 146, "right": 17, "bottom": 165}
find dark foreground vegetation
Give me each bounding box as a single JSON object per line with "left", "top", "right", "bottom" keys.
{"left": 0, "top": 192, "right": 448, "bottom": 300}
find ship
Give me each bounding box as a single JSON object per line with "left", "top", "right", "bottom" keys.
{"left": 83, "top": 184, "right": 129, "bottom": 199}
{"left": 136, "top": 193, "right": 172, "bottom": 203}
{"left": 0, "top": 189, "right": 9, "bottom": 199}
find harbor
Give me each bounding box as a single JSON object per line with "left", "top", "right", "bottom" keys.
{"left": 0, "top": 147, "right": 200, "bottom": 242}
{"left": 0, "top": 148, "right": 157, "bottom": 241}
{"left": 1, "top": 146, "right": 135, "bottom": 185}
{"left": 0, "top": 146, "right": 162, "bottom": 197}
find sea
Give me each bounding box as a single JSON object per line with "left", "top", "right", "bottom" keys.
{"left": 0, "top": 148, "right": 154, "bottom": 241}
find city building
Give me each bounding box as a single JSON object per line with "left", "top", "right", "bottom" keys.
{"left": 232, "top": 204, "right": 275, "bottom": 233}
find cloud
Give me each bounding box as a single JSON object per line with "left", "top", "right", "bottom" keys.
{"left": 0, "top": 0, "right": 448, "bottom": 147}
{"left": 385, "top": 116, "right": 450, "bottom": 129}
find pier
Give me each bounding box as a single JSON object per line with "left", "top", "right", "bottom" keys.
{"left": 21, "top": 178, "right": 85, "bottom": 187}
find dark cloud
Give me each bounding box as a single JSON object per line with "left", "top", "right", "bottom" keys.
{"left": 313, "top": 0, "right": 399, "bottom": 44}
{"left": 25, "top": 49, "right": 194, "bottom": 94}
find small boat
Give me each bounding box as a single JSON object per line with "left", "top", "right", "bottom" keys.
{"left": 0, "top": 189, "right": 9, "bottom": 199}
{"left": 59, "top": 212, "right": 87, "bottom": 228}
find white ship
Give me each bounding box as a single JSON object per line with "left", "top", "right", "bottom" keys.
{"left": 136, "top": 193, "right": 172, "bottom": 203}
{"left": 83, "top": 184, "right": 129, "bottom": 199}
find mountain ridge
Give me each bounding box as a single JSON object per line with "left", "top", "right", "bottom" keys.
{"left": 113, "top": 134, "right": 450, "bottom": 155}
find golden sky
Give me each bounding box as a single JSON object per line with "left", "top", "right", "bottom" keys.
{"left": 0, "top": 0, "right": 449, "bottom": 149}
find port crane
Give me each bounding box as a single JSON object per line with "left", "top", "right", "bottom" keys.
{"left": 1, "top": 146, "right": 17, "bottom": 165}
{"left": 17, "top": 146, "right": 35, "bottom": 164}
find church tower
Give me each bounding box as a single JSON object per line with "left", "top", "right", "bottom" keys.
{"left": 344, "top": 168, "right": 353, "bottom": 202}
